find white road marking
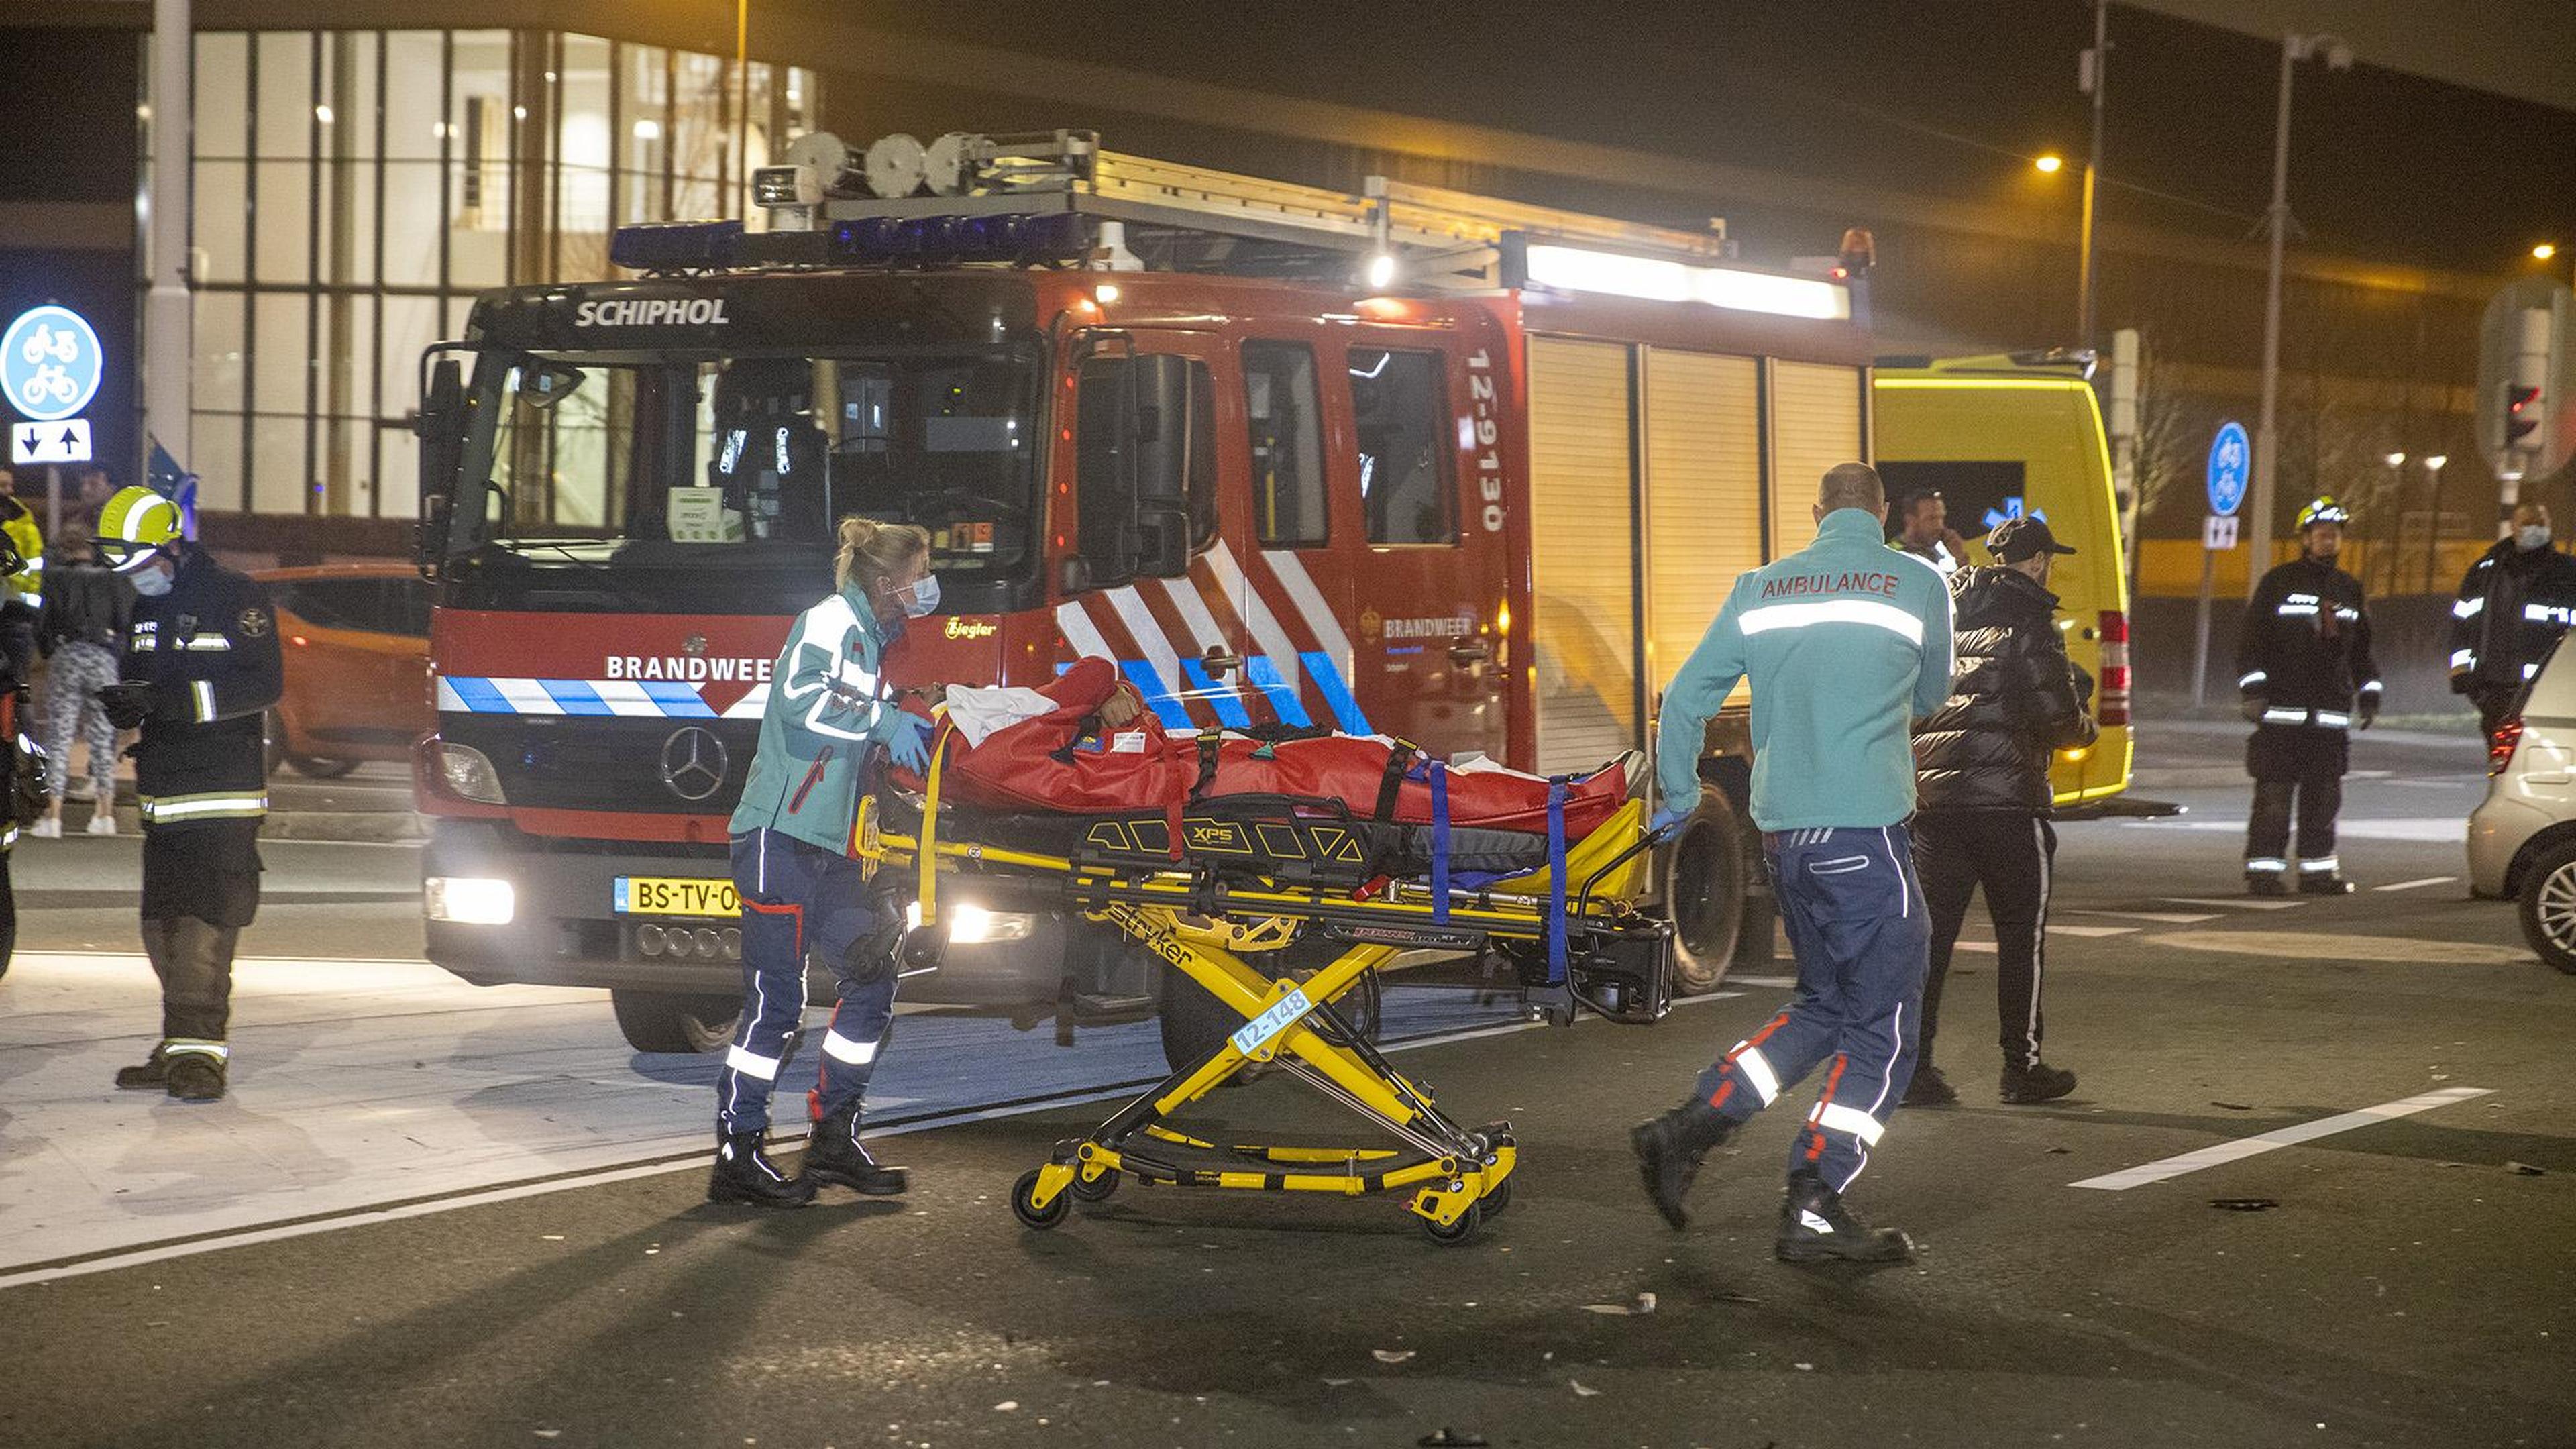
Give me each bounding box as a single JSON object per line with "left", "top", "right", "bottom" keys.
{"left": 1728, "top": 975, "right": 1797, "bottom": 989}
{"left": 2073, "top": 910, "right": 2220, "bottom": 924}
{"left": 2070, "top": 1087, "right": 2495, "bottom": 1190}
{"left": 2371, "top": 876, "right": 2457, "bottom": 892}
{"left": 2125, "top": 818, "right": 2468, "bottom": 843}
{"left": 2161, "top": 897, "right": 2309, "bottom": 911}
{"left": 2141, "top": 931, "right": 2531, "bottom": 965}
{"left": 2049, "top": 924, "right": 2140, "bottom": 938}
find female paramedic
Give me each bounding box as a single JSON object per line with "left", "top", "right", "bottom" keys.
{"left": 708, "top": 516, "right": 939, "bottom": 1208}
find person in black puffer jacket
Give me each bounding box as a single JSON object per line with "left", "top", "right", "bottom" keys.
{"left": 1906, "top": 517, "right": 2096, "bottom": 1108}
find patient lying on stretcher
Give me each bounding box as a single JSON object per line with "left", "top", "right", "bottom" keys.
{"left": 889, "top": 657, "right": 1628, "bottom": 871}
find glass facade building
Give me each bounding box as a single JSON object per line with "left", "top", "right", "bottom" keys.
{"left": 184, "top": 29, "right": 816, "bottom": 527}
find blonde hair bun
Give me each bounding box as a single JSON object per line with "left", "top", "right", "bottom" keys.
{"left": 835, "top": 514, "right": 932, "bottom": 592}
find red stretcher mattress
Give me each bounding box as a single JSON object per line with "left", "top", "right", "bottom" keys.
{"left": 896, "top": 657, "right": 1627, "bottom": 840}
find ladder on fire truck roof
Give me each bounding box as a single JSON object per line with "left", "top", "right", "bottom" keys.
{"left": 776, "top": 128, "right": 1732, "bottom": 289}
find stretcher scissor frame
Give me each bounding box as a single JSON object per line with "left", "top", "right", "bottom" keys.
{"left": 865, "top": 730, "right": 1672, "bottom": 1246}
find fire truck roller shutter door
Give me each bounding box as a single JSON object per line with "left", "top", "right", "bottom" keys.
{"left": 1767, "top": 361, "right": 1868, "bottom": 563}
{"left": 1644, "top": 349, "right": 1764, "bottom": 720}
{"left": 1527, "top": 337, "right": 1641, "bottom": 776}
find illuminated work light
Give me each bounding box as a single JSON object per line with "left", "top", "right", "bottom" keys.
{"left": 1517, "top": 242, "right": 1850, "bottom": 321}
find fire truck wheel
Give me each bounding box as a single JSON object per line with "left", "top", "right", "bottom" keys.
{"left": 1661, "top": 794, "right": 1748, "bottom": 996}
{"left": 610, "top": 989, "right": 743, "bottom": 1055}
{"left": 286, "top": 753, "right": 361, "bottom": 780}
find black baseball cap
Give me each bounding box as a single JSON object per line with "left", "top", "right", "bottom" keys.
{"left": 1987, "top": 515, "right": 2077, "bottom": 563}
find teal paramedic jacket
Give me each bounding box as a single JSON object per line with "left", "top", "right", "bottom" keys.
{"left": 1656, "top": 507, "right": 1955, "bottom": 831}
{"left": 730, "top": 583, "right": 914, "bottom": 854}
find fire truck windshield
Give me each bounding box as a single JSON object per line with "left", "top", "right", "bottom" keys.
{"left": 467, "top": 347, "right": 1041, "bottom": 591}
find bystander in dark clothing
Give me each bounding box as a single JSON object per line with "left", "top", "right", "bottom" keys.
{"left": 1907, "top": 517, "right": 2096, "bottom": 1108}
{"left": 2448, "top": 505, "right": 2576, "bottom": 737}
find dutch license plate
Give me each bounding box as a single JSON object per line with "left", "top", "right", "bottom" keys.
{"left": 612, "top": 877, "right": 741, "bottom": 917}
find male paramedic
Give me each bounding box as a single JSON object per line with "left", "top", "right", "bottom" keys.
{"left": 1631, "top": 462, "right": 1953, "bottom": 1263}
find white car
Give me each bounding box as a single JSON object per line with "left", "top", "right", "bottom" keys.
{"left": 2468, "top": 635, "right": 2576, "bottom": 973}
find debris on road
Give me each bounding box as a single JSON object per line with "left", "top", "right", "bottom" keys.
{"left": 1419, "top": 1430, "right": 1490, "bottom": 1447}
{"left": 2505, "top": 1161, "right": 2546, "bottom": 1176}
{"left": 2211, "top": 1101, "right": 2254, "bottom": 1112}
{"left": 1373, "top": 1349, "right": 1415, "bottom": 1364}
{"left": 1569, "top": 1380, "right": 1601, "bottom": 1397}
{"left": 1580, "top": 1292, "right": 1657, "bottom": 1316}
{"left": 2210, "top": 1198, "right": 2279, "bottom": 1212}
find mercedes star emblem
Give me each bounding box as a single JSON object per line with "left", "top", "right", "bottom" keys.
{"left": 659, "top": 727, "right": 729, "bottom": 803}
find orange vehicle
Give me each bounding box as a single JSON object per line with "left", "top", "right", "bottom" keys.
{"left": 254, "top": 564, "right": 435, "bottom": 778}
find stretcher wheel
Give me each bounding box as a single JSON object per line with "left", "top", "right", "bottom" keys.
{"left": 1419, "top": 1201, "right": 1482, "bottom": 1246}
{"left": 1069, "top": 1167, "right": 1120, "bottom": 1202}
{"left": 1479, "top": 1178, "right": 1511, "bottom": 1217}
{"left": 1012, "top": 1169, "right": 1070, "bottom": 1230}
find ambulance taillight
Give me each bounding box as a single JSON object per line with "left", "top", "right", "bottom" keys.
{"left": 2096, "top": 610, "right": 2131, "bottom": 727}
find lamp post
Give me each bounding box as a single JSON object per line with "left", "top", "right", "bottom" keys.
{"left": 2077, "top": 0, "right": 2108, "bottom": 350}
{"left": 2379, "top": 451, "right": 2406, "bottom": 592}
{"left": 2249, "top": 31, "right": 2353, "bottom": 598}
{"left": 2418, "top": 453, "right": 2449, "bottom": 595}
{"left": 144, "top": 0, "right": 193, "bottom": 506}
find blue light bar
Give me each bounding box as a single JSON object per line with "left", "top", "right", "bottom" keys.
{"left": 827, "top": 211, "right": 1090, "bottom": 265}
{"left": 610, "top": 220, "right": 744, "bottom": 271}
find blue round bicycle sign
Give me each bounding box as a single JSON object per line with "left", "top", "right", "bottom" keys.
{"left": 1, "top": 305, "right": 105, "bottom": 423}
{"left": 2206, "top": 421, "right": 2251, "bottom": 517}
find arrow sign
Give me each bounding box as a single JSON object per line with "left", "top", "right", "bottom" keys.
{"left": 11, "top": 416, "right": 91, "bottom": 465}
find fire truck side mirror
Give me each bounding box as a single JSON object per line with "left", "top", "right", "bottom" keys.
{"left": 415, "top": 356, "right": 474, "bottom": 573}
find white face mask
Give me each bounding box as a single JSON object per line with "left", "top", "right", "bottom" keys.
{"left": 2518, "top": 525, "right": 2551, "bottom": 551}
{"left": 128, "top": 563, "right": 174, "bottom": 597}
{"left": 896, "top": 574, "right": 941, "bottom": 619}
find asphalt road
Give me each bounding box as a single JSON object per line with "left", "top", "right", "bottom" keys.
{"left": 2, "top": 727, "right": 2571, "bottom": 1449}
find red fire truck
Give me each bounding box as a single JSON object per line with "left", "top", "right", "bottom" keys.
{"left": 413, "top": 130, "right": 1880, "bottom": 1063}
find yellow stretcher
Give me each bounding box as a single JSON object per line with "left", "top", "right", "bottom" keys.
{"left": 862, "top": 733, "right": 1676, "bottom": 1246}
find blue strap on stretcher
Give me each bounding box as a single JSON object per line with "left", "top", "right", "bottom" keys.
{"left": 1545, "top": 777, "right": 1569, "bottom": 986}
{"left": 1428, "top": 761, "right": 1451, "bottom": 923}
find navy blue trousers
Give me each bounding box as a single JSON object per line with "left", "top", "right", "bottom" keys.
{"left": 1691, "top": 826, "right": 1929, "bottom": 1191}
{"left": 714, "top": 828, "right": 899, "bottom": 1136}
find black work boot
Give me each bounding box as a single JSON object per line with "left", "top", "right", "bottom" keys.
{"left": 166, "top": 1054, "right": 227, "bottom": 1102}
{"left": 1902, "top": 1063, "right": 1957, "bottom": 1107}
{"left": 1629, "top": 1101, "right": 1736, "bottom": 1231}
{"left": 113, "top": 1045, "right": 169, "bottom": 1091}
{"left": 2298, "top": 871, "right": 2355, "bottom": 895}
{"left": 1776, "top": 1172, "right": 1913, "bottom": 1264}
{"left": 2246, "top": 873, "right": 2288, "bottom": 897}
{"left": 1998, "top": 1059, "right": 2078, "bottom": 1104}
{"left": 801, "top": 1107, "right": 908, "bottom": 1195}
{"left": 707, "top": 1131, "right": 816, "bottom": 1208}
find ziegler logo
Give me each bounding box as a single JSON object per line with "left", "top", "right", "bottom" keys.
{"left": 572, "top": 298, "right": 731, "bottom": 327}
{"left": 943, "top": 618, "right": 998, "bottom": 640}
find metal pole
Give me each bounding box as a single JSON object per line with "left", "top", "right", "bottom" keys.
{"left": 2077, "top": 0, "right": 2107, "bottom": 349}
{"left": 2190, "top": 543, "right": 2216, "bottom": 709}
{"left": 734, "top": 0, "right": 750, "bottom": 212}
{"left": 2249, "top": 34, "right": 2296, "bottom": 599}
{"left": 144, "top": 0, "right": 193, "bottom": 490}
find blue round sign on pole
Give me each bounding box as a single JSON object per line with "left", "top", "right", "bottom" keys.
{"left": 1, "top": 305, "right": 105, "bottom": 423}
{"left": 2206, "top": 421, "right": 2251, "bottom": 517}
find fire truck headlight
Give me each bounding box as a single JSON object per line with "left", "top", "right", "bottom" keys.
{"left": 437, "top": 743, "right": 507, "bottom": 804}
{"left": 425, "top": 876, "right": 515, "bottom": 925}
{"left": 904, "top": 899, "right": 1034, "bottom": 945}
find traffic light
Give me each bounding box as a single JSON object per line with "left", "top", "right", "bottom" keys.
{"left": 2505, "top": 382, "right": 2544, "bottom": 449}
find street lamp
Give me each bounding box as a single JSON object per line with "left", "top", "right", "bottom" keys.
{"left": 2249, "top": 30, "right": 2354, "bottom": 598}
{"left": 2539, "top": 244, "right": 2561, "bottom": 262}
{"left": 2033, "top": 154, "right": 2065, "bottom": 174}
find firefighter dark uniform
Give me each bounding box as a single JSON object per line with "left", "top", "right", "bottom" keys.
{"left": 2448, "top": 533, "right": 2576, "bottom": 736}
{"left": 94, "top": 487, "right": 282, "bottom": 1102}
{"left": 2235, "top": 498, "right": 2379, "bottom": 894}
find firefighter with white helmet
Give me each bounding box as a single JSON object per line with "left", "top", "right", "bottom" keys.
{"left": 2234, "top": 496, "right": 2380, "bottom": 895}
{"left": 92, "top": 486, "right": 284, "bottom": 1102}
